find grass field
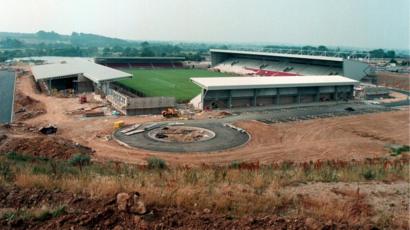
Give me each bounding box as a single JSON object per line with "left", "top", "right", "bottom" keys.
{"left": 116, "top": 69, "right": 229, "bottom": 102}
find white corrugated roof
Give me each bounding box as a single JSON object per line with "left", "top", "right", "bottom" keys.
{"left": 191, "top": 75, "right": 358, "bottom": 90}
{"left": 210, "top": 49, "right": 344, "bottom": 62}
{"left": 31, "top": 60, "right": 132, "bottom": 83}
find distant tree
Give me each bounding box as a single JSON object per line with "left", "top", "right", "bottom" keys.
{"left": 141, "top": 41, "right": 150, "bottom": 47}
{"left": 122, "top": 47, "right": 139, "bottom": 57}
{"left": 0, "top": 38, "right": 25, "bottom": 48}
{"left": 112, "top": 45, "right": 124, "bottom": 53}
{"left": 140, "top": 47, "right": 155, "bottom": 57}
{"left": 386, "top": 50, "right": 395, "bottom": 59}
{"left": 36, "top": 30, "right": 61, "bottom": 40}
{"left": 318, "top": 45, "right": 328, "bottom": 51}
{"left": 69, "top": 153, "right": 91, "bottom": 172}
{"left": 102, "top": 47, "right": 111, "bottom": 56}
{"left": 302, "top": 46, "right": 316, "bottom": 50}
{"left": 369, "top": 49, "right": 386, "bottom": 58}
{"left": 218, "top": 45, "right": 229, "bottom": 50}
{"left": 184, "top": 52, "right": 204, "bottom": 61}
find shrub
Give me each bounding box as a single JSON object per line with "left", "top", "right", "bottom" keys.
{"left": 5, "top": 152, "right": 49, "bottom": 162}
{"left": 229, "top": 160, "right": 241, "bottom": 169}
{"left": 362, "top": 169, "right": 376, "bottom": 180}
{"left": 390, "top": 145, "right": 410, "bottom": 156}
{"left": 0, "top": 161, "right": 14, "bottom": 181}
{"left": 2, "top": 211, "right": 17, "bottom": 222}
{"left": 6, "top": 152, "right": 30, "bottom": 162}
{"left": 280, "top": 161, "right": 294, "bottom": 171}
{"left": 69, "top": 153, "right": 91, "bottom": 171}
{"left": 147, "top": 157, "right": 167, "bottom": 170}
{"left": 2, "top": 210, "right": 32, "bottom": 223}
{"left": 320, "top": 168, "right": 339, "bottom": 182}
{"left": 184, "top": 170, "right": 199, "bottom": 185}
{"left": 35, "top": 206, "right": 67, "bottom": 221}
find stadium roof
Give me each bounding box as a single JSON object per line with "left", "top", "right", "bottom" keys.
{"left": 95, "top": 57, "right": 185, "bottom": 60}
{"left": 191, "top": 75, "right": 358, "bottom": 90}
{"left": 210, "top": 49, "right": 344, "bottom": 62}
{"left": 31, "top": 60, "right": 132, "bottom": 83}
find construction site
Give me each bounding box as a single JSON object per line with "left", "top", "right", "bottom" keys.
{"left": 0, "top": 51, "right": 409, "bottom": 229}
{"left": 1, "top": 51, "right": 409, "bottom": 164}
{"left": 1, "top": 0, "right": 410, "bottom": 227}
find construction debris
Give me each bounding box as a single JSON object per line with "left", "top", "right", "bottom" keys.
{"left": 67, "top": 105, "right": 107, "bottom": 115}
{"left": 120, "top": 124, "right": 141, "bottom": 133}
{"left": 144, "top": 123, "right": 163, "bottom": 131}
{"left": 13, "top": 92, "right": 46, "bottom": 121}
{"left": 79, "top": 95, "right": 87, "bottom": 104}
{"left": 83, "top": 111, "right": 105, "bottom": 117}
{"left": 162, "top": 108, "right": 179, "bottom": 118}
{"left": 167, "top": 122, "right": 185, "bottom": 126}
{"left": 224, "top": 123, "right": 246, "bottom": 133}
{"left": 149, "top": 126, "right": 215, "bottom": 143}
{"left": 38, "top": 124, "right": 57, "bottom": 135}
{"left": 125, "top": 129, "right": 145, "bottom": 136}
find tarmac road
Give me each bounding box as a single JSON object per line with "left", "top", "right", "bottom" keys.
{"left": 0, "top": 70, "right": 16, "bottom": 124}
{"left": 113, "top": 122, "right": 250, "bottom": 153}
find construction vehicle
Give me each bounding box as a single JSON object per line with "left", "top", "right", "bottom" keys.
{"left": 161, "top": 108, "right": 179, "bottom": 118}
{"left": 113, "top": 120, "right": 125, "bottom": 129}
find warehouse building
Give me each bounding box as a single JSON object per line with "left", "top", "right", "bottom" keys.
{"left": 31, "top": 60, "right": 132, "bottom": 95}
{"left": 191, "top": 76, "right": 358, "bottom": 110}
{"left": 210, "top": 49, "right": 373, "bottom": 80}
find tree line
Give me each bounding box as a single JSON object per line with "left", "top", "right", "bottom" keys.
{"left": 0, "top": 38, "right": 208, "bottom": 62}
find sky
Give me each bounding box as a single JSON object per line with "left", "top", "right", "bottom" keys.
{"left": 0, "top": 0, "right": 409, "bottom": 50}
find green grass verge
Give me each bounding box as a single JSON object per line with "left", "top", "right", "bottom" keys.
{"left": 116, "top": 69, "right": 229, "bottom": 102}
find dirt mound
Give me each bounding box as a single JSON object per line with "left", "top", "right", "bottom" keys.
{"left": 0, "top": 136, "right": 92, "bottom": 160}
{"left": 151, "top": 126, "right": 215, "bottom": 143}
{"left": 13, "top": 92, "right": 46, "bottom": 121}
{"left": 0, "top": 186, "right": 382, "bottom": 230}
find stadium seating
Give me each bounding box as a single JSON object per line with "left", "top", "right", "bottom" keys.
{"left": 214, "top": 57, "right": 343, "bottom": 76}
{"left": 104, "top": 62, "right": 184, "bottom": 69}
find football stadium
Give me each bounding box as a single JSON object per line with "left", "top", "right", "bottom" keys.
{"left": 29, "top": 50, "right": 376, "bottom": 114}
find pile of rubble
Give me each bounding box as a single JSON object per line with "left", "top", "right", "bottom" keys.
{"left": 0, "top": 135, "right": 92, "bottom": 160}
{"left": 13, "top": 93, "right": 46, "bottom": 121}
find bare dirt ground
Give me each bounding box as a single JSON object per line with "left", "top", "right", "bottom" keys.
{"left": 11, "top": 74, "right": 410, "bottom": 166}
{"left": 376, "top": 72, "right": 410, "bottom": 90}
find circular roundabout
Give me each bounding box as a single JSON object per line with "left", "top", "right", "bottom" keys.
{"left": 113, "top": 122, "right": 250, "bottom": 153}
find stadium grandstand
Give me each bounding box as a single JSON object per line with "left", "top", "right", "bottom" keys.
{"left": 210, "top": 49, "right": 373, "bottom": 80}
{"left": 95, "top": 57, "right": 185, "bottom": 69}
{"left": 31, "top": 60, "right": 132, "bottom": 95}
{"left": 191, "top": 75, "right": 358, "bottom": 110}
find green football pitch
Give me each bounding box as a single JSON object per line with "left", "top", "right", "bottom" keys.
{"left": 116, "top": 69, "right": 229, "bottom": 102}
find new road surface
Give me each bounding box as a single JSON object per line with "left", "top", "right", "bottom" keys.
{"left": 0, "top": 70, "right": 16, "bottom": 124}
